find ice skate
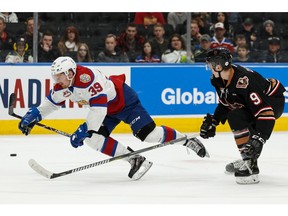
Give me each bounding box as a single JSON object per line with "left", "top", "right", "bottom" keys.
{"left": 128, "top": 154, "right": 153, "bottom": 180}
{"left": 225, "top": 159, "right": 246, "bottom": 174}
{"left": 235, "top": 159, "right": 260, "bottom": 184}
{"left": 184, "top": 137, "right": 210, "bottom": 158}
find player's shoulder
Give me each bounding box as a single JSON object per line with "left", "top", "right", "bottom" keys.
{"left": 233, "top": 64, "right": 261, "bottom": 89}
{"left": 73, "top": 65, "right": 95, "bottom": 88}
{"left": 232, "top": 64, "right": 255, "bottom": 76}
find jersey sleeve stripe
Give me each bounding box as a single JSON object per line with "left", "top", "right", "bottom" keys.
{"left": 47, "top": 92, "right": 65, "bottom": 106}
{"left": 267, "top": 80, "right": 280, "bottom": 96}
{"left": 257, "top": 116, "right": 276, "bottom": 120}
{"left": 89, "top": 94, "right": 108, "bottom": 107}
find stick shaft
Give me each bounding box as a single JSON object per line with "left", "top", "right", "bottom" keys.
{"left": 29, "top": 134, "right": 199, "bottom": 179}
{"left": 9, "top": 93, "right": 71, "bottom": 137}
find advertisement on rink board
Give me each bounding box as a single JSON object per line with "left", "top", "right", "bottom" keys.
{"left": 1, "top": 63, "right": 288, "bottom": 121}
{"left": 0, "top": 64, "right": 130, "bottom": 120}
{"left": 131, "top": 64, "right": 288, "bottom": 115}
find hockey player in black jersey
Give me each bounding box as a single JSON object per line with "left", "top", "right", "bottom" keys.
{"left": 200, "top": 47, "right": 285, "bottom": 184}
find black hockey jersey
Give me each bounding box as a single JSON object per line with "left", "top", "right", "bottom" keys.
{"left": 212, "top": 64, "right": 285, "bottom": 126}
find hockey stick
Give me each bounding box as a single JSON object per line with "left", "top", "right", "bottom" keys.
{"left": 8, "top": 93, "right": 71, "bottom": 137}
{"left": 28, "top": 134, "right": 199, "bottom": 179}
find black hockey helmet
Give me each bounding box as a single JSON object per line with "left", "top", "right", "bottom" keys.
{"left": 206, "top": 47, "right": 232, "bottom": 71}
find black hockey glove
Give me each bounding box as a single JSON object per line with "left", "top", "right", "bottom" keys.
{"left": 200, "top": 113, "right": 218, "bottom": 139}
{"left": 241, "top": 134, "right": 266, "bottom": 160}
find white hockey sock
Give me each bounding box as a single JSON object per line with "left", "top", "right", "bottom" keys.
{"left": 85, "top": 134, "right": 130, "bottom": 157}
{"left": 144, "top": 126, "right": 186, "bottom": 144}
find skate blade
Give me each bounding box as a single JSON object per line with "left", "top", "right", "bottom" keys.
{"left": 131, "top": 161, "right": 153, "bottom": 180}
{"left": 235, "top": 174, "right": 260, "bottom": 184}
{"left": 205, "top": 150, "right": 210, "bottom": 158}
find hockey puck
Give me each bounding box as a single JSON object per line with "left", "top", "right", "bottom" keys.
{"left": 10, "top": 153, "right": 17, "bottom": 157}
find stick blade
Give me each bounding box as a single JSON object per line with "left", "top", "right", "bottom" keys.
{"left": 8, "top": 93, "right": 16, "bottom": 116}
{"left": 28, "top": 159, "right": 53, "bottom": 179}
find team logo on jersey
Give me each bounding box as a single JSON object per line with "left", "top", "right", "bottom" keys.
{"left": 80, "top": 74, "right": 91, "bottom": 83}
{"left": 236, "top": 76, "right": 249, "bottom": 89}
{"left": 63, "top": 90, "right": 71, "bottom": 97}
{"left": 77, "top": 100, "right": 89, "bottom": 105}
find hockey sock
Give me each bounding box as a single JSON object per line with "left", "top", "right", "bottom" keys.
{"left": 144, "top": 126, "right": 186, "bottom": 144}
{"left": 233, "top": 128, "right": 250, "bottom": 147}
{"left": 101, "top": 137, "right": 129, "bottom": 157}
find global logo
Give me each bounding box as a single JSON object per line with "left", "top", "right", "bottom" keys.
{"left": 161, "top": 88, "right": 218, "bottom": 105}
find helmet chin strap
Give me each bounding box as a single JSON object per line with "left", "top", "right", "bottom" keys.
{"left": 212, "top": 65, "right": 224, "bottom": 80}
{"left": 212, "top": 62, "right": 224, "bottom": 73}
{"left": 211, "top": 64, "right": 228, "bottom": 88}
{"left": 68, "top": 79, "right": 74, "bottom": 87}
{"left": 67, "top": 70, "right": 76, "bottom": 87}
{"left": 217, "top": 71, "right": 222, "bottom": 79}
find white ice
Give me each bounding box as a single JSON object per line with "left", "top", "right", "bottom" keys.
{"left": 1, "top": 132, "right": 288, "bottom": 215}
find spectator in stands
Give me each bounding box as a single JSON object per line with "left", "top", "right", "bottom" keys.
{"left": 211, "top": 12, "right": 234, "bottom": 39}
{"left": 0, "top": 15, "right": 14, "bottom": 52}
{"left": 255, "top": 19, "right": 284, "bottom": 50}
{"left": 181, "top": 20, "right": 202, "bottom": 52}
{"left": 97, "top": 34, "right": 129, "bottom": 62}
{"left": 194, "top": 34, "right": 211, "bottom": 62}
{"left": 149, "top": 23, "right": 169, "bottom": 59}
{"left": 135, "top": 40, "right": 160, "bottom": 63}
{"left": 116, "top": 23, "right": 145, "bottom": 62}
{"left": 210, "top": 22, "right": 234, "bottom": 53}
{"left": 134, "top": 12, "right": 166, "bottom": 27}
{"left": 38, "top": 30, "right": 60, "bottom": 62}
{"left": 161, "top": 33, "right": 194, "bottom": 63}
{"left": 57, "top": 25, "right": 81, "bottom": 56}
{"left": 234, "top": 18, "right": 258, "bottom": 51}
{"left": 5, "top": 37, "right": 33, "bottom": 63}
{"left": 76, "top": 43, "right": 93, "bottom": 62}
{"left": 199, "top": 12, "right": 212, "bottom": 24}
{"left": 194, "top": 14, "right": 212, "bottom": 35}
{"left": 233, "top": 34, "right": 247, "bottom": 53}
{"left": 259, "top": 20, "right": 277, "bottom": 40}
{"left": 0, "top": 12, "right": 18, "bottom": 23}
{"left": 21, "top": 16, "right": 42, "bottom": 53}
{"left": 227, "top": 12, "right": 242, "bottom": 30}
{"left": 167, "top": 12, "right": 188, "bottom": 30}
{"left": 233, "top": 44, "right": 255, "bottom": 62}
{"left": 258, "top": 37, "right": 288, "bottom": 63}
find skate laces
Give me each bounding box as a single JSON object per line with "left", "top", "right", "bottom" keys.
{"left": 128, "top": 155, "right": 144, "bottom": 168}
{"left": 232, "top": 159, "right": 245, "bottom": 169}
{"left": 239, "top": 160, "right": 253, "bottom": 174}
{"left": 185, "top": 138, "right": 201, "bottom": 155}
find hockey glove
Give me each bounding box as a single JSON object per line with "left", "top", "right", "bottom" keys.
{"left": 70, "top": 122, "right": 91, "bottom": 148}
{"left": 200, "top": 113, "right": 218, "bottom": 139}
{"left": 18, "top": 107, "right": 42, "bottom": 135}
{"left": 241, "top": 134, "right": 266, "bottom": 160}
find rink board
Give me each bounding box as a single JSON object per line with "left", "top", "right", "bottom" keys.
{"left": 1, "top": 63, "right": 288, "bottom": 134}
{"left": 2, "top": 116, "right": 288, "bottom": 135}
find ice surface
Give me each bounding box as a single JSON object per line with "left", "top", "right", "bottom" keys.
{"left": 1, "top": 132, "right": 288, "bottom": 215}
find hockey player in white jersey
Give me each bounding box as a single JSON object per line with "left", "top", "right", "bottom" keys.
{"left": 18, "top": 56, "right": 208, "bottom": 180}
